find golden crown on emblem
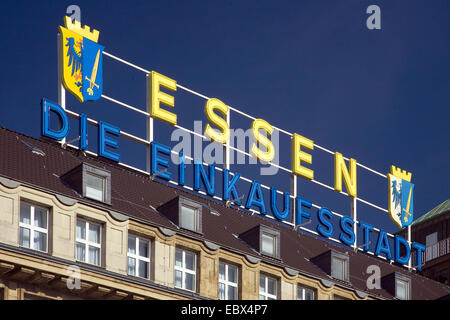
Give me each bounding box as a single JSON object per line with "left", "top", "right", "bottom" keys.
{"left": 64, "top": 16, "right": 99, "bottom": 43}
{"left": 390, "top": 165, "right": 412, "bottom": 182}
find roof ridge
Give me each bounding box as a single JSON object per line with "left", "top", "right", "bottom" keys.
{"left": 413, "top": 199, "right": 450, "bottom": 225}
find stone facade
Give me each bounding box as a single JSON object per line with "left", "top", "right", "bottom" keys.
{"left": 0, "top": 183, "right": 369, "bottom": 300}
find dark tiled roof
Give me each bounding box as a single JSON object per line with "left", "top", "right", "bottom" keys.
{"left": 0, "top": 126, "right": 449, "bottom": 300}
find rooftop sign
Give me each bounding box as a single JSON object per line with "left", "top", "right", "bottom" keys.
{"left": 41, "top": 16, "right": 425, "bottom": 270}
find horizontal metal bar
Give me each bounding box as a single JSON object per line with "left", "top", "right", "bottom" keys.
{"left": 104, "top": 51, "right": 388, "bottom": 181}
{"left": 357, "top": 197, "right": 388, "bottom": 213}
{"left": 102, "top": 94, "right": 149, "bottom": 116}
{"left": 66, "top": 109, "right": 148, "bottom": 146}
{"left": 103, "top": 51, "right": 150, "bottom": 73}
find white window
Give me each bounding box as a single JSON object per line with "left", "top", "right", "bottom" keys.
{"left": 174, "top": 248, "right": 197, "bottom": 292}
{"left": 180, "top": 204, "right": 200, "bottom": 232}
{"left": 128, "top": 235, "right": 150, "bottom": 279}
{"left": 261, "top": 233, "right": 276, "bottom": 256}
{"left": 76, "top": 219, "right": 101, "bottom": 266}
{"left": 331, "top": 256, "right": 348, "bottom": 281}
{"left": 259, "top": 274, "right": 277, "bottom": 300}
{"left": 259, "top": 226, "right": 280, "bottom": 258}
{"left": 19, "top": 202, "right": 48, "bottom": 252}
{"left": 297, "top": 285, "right": 315, "bottom": 300}
{"left": 219, "top": 262, "right": 238, "bottom": 300}
{"left": 85, "top": 172, "right": 105, "bottom": 202}
{"left": 396, "top": 278, "right": 410, "bottom": 300}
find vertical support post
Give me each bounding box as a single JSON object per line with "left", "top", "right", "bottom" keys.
{"left": 351, "top": 197, "right": 357, "bottom": 249}
{"left": 146, "top": 74, "right": 154, "bottom": 174}
{"left": 291, "top": 174, "right": 297, "bottom": 227}
{"left": 224, "top": 108, "right": 230, "bottom": 170}
{"left": 57, "top": 33, "right": 66, "bottom": 145}
{"left": 408, "top": 225, "right": 412, "bottom": 270}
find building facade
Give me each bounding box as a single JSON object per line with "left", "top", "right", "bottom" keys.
{"left": 399, "top": 200, "right": 450, "bottom": 285}
{"left": 0, "top": 127, "right": 448, "bottom": 300}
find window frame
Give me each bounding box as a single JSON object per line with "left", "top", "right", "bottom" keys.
{"left": 178, "top": 197, "right": 203, "bottom": 233}
{"left": 85, "top": 172, "right": 106, "bottom": 202}
{"left": 180, "top": 203, "right": 200, "bottom": 232}
{"left": 330, "top": 251, "right": 350, "bottom": 282}
{"left": 75, "top": 218, "right": 102, "bottom": 266}
{"left": 259, "top": 273, "right": 278, "bottom": 300}
{"left": 174, "top": 248, "right": 197, "bottom": 292}
{"left": 297, "top": 284, "right": 316, "bottom": 300}
{"left": 259, "top": 225, "right": 280, "bottom": 259}
{"left": 82, "top": 164, "right": 111, "bottom": 204}
{"left": 218, "top": 261, "right": 239, "bottom": 300}
{"left": 395, "top": 273, "right": 411, "bottom": 300}
{"left": 19, "top": 201, "right": 49, "bottom": 253}
{"left": 127, "top": 234, "right": 151, "bottom": 279}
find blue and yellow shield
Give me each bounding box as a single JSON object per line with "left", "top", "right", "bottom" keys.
{"left": 59, "top": 17, "right": 103, "bottom": 103}
{"left": 388, "top": 166, "right": 414, "bottom": 228}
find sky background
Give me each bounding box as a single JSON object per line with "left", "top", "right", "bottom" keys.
{"left": 0, "top": 1, "right": 449, "bottom": 244}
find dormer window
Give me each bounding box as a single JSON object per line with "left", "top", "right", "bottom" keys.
{"left": 311, "top": 249, "right": 350, "bottom": 282}
{"left": 61, "top": 163, "right": 111, "bottom": 204}
{"left": 180, "top": 203, "right": 201, "bottom": 232}
{"left": 239, "top": 225, "right": 280, "bottom": 259}
{"left": 331, "top": 255, "right": 348, "bottom": 282}
{"left": 260, "top": 226, "right": 280, "bottom": 258}
{"left": 381, "top": 272, "right": 411, "bottom": 300}
{"left": 396, "top": 277, "right": 410, "bottom": 300}
{"left": 158, "top": 196, "right": 203, "bottom": 234}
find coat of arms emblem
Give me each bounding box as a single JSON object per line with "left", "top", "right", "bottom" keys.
{"left": 388, "top": 166, "right": 414, "bottom": 228}
{"left": 58, "top": 16, "right": 104, "bottom": 103}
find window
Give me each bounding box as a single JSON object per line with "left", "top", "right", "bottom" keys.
{"left": 259, "top": 226, "right": 280, "bottom": 258}
{"left": 174, "top": 248, "right": 197, "bottom": 292}
{"left": 381, "top": 272, "right": 411, "bottom": 299}
{"left": 85, "top": 172, "right": 105, "bottom": 202}
{"left": 127, "top": 235, "right": 150, "bottom": 279}
{"left": 396, "top": 278, "right": 410, "bottom": 300}
{"left": 297, "top": 285, "right": 315, "bottom": 300}
{"left": 331, "top": 256, "right": 347, "bottom": 281}
{"left": 76, "top": 219, "right": 101, "bottom": 266}
{"left": 180, "top": 203, "right": 201, "bottom": 233}
{"left": 19, "top": 201, "right": 48, "bottom": 252}
{"left": 261, "top": 233, "right": 276, "bottom": 256}
{"left": 219, "top": 262, "right": 238, "bottom": 300}
{"left": 259, "top": 274, "right": 277, "bottom": 300}
{"left": 61, "top": 163, "right": 111, "bottom": 204}
{"left": 330, "top": 251, "right": 350, "bottom": 282}
{"left": 158, "top": 197, "right": 203, "bottom": 233}
{"left": 311, "top": 250, "right": 350, "bottom": 282}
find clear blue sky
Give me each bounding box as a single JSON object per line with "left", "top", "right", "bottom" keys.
{"left": 0, "top": 0, "right": 448, "bottom": 237}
